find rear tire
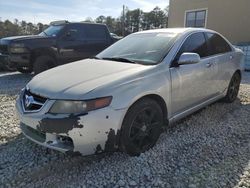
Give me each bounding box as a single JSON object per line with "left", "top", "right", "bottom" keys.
{"left": 33, "top": 55, "right": 55, "bottom": 75}
{"left": 223, "top": 72, "right": 241, "bottom": 103}
{"left": 120, "top": 98, "right": 163, "bottom": 156}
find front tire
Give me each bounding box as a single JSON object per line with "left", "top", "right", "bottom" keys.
{"left": 33, "top": 56, "right": 55, "bottom": 75}
{"left": 17, "top": 67, "right": 32, "bottom": 74}
{"left": 3, "top": 63, "right": 16, "bottom": 72}
{"left": 120, "top": 98, "right": 163, "bottom": 156}
{"left": 223, "top": 72, "right": 241, "bottom": 103}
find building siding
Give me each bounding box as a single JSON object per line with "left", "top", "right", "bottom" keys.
{"left": 168, "top": 0, "right": 250, "bottom": 44}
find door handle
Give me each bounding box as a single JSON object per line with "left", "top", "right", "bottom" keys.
{"left": 206, "top": 62, "right": 213, "bottom": 68}
{"left": 230, "top": 55, "right": 234, "bottom": 60}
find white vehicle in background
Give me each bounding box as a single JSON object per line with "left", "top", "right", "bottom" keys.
{"left": 16, "top": 28, "right": 244, "bottom": 156}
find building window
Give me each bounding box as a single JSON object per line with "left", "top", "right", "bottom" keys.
{"left": 185, "top": 10, "right": 207, "bottom": 28}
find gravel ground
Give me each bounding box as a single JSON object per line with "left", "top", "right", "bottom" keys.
{"left": 0, "top": 71, "right": 250, "bottom": 188}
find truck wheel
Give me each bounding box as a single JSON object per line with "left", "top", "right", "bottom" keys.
{"left": 33, "top": 56, "right": 55, "bottom": 75}
{"left": 3, "top": 64, "right": 16, "bottom": 72}
{"left": 120, "top": 98, "right": 163, "bottom": 156}
{"left": 17, "top": 67, "right": 32, "bottom": 74}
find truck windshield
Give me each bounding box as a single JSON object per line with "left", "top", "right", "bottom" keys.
{"left": 39, "top": 25, "right": 64, "bottom": 37}
{"left": 97, "top": 32, "right": 178, "bottom": 65}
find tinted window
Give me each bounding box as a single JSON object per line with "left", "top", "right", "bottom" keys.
{"left": 177, "top": 32, "right": 209, "bottom": 59}
{"left": 186, "top": 10, "right": 206, "bottom": 28}
{"left": 206, "top": 33, "right": 232, "bottom": 55}
{"left": 39, "top": 25, "right": 64, "bottom": 37}
{"left": 66, "top": 24, "right": 85, "bottom": 40}
{"left": 85, "top": 25, "right": 107, "bottom": 40}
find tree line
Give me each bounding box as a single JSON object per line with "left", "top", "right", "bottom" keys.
{"left": 95, "top": 6, "right": 168, "bottom": 36}
{"left": 0, "top": 19, "right": 49, "bottom": 38}
{"left": 0, "top": 6, "right": 168, "bottom": 38}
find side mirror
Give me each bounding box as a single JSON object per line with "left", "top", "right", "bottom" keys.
{"left": 178, "top": 53, "right": 201, "bottom": 65}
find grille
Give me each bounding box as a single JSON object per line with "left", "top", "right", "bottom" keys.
{"left": 0, "top": 45, "right": 9, "bottom": 55}
{"left": 22, "top": 90, "right": 47, "bottom": 112}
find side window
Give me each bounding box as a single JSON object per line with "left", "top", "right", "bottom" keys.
{"left": 65, "top": 24, "right": 85, "bottom": 40}
{"left": 85, "top": 25, "right": 107, "bottom": 40}
{"left": 177, "top": 32, "right": 209, "bottom": 59}
{"left": 206, "top": 33, "right": 232, "bottom": 55}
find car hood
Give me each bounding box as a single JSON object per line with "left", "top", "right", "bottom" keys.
{"left": 28, "top": 59, "right": 152, "bottom": 100}
{"left": 0, "top": 35, "right": 52, "bottom": 44}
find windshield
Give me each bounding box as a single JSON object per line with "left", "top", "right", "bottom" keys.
{"left": 39, "top": 25, "right": 64, "bottom": 37}
{"left": 97, "top": 32, "right": 178, "bottom": 65}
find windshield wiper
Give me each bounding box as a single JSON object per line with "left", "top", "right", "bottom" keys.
{"left": 42, "top": 31, "right": 48, "bottom": 36}
{"left": 102, "top": 57, "right": 138, "bottom": 64}
{"left": 90, "top": 56, "right": 102, "bottom": 60}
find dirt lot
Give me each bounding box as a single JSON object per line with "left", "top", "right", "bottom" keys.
{"left": 0, "top": 71, "right": 250, "bottom": 188}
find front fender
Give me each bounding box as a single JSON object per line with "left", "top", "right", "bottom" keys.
{"left": 89, "top": 68, "right": 171, "bottom": 116}
{"left": 111, "top": 76, "right": 170, "bottom": 110}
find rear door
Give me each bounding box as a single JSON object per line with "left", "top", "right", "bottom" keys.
{"left": 85, "top": 25, "right": 111, "bottom": 56}
{"left": 170, "top": 32, "right": 215, "bottom": 115}
{"left": 205, "top": 32, "right": 234, "bottom": 93}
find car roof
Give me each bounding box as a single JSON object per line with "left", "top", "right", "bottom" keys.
{"left": 135, "top": 28, "right": 216, "bottom": 35}
{"left": 50, "top": 20, "right": 106, "bottom": 27}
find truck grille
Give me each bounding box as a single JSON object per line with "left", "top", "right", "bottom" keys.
{"left": 0, "top": 45, "right": 9, "bottom": 55}
{"left": 22, "top": 90, "right": 48, "bottom": 112}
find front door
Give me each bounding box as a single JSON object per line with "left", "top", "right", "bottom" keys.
{"left": 170, "top": 32, "right": 215, "bottom": 115}
{"left": 57, "top": 24, "right": 89, "bottom": 64}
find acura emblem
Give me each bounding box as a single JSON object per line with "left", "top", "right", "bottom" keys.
{"left": 25, "top": 95, "right": 34, "bottom": 108}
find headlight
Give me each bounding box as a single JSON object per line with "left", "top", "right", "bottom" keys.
{"left": 10, "top": 43, "right": 28, "bottom": 53}
{"left": 49, "top": 96, "right": 112, "bottom": 114}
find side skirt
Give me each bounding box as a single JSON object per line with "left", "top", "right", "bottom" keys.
{"left": 168, "top": 93, "right": 225, "bottom": 125}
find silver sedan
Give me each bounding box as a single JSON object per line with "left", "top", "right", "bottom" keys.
{"left": 16, "top": 28, "right": 244, "bottom": 156}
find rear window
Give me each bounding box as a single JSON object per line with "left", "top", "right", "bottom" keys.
{"left": 85, "top": 25, "right": 107, "bottom": 40}
{"left": 206, "top": 33, "right": 232, "bottom": 55}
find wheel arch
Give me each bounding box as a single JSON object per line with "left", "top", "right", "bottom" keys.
{"left": 235, "top": 69, "right": 242, "bottom": 79}
{"left": 123, "top": 94, "right": 169, "bottom": 127}
{"left": 30, "top": 48, "right": 57, "bottom": 66}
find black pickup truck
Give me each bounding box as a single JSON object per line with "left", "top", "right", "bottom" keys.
{"left": 0, "top": 21, "right": 119, "bottom": 74}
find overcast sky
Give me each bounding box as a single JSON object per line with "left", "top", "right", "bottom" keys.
{"left": 0, "top": 0, "right": 169, "bottom": 24}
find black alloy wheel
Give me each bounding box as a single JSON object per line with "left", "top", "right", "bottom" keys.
{"left": 224, "top": 72, "right": 241, "bottom": 103}
{"left": 120, "top": 98, "right": 163, "bottom": 156}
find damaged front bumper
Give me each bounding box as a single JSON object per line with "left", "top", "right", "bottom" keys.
{"left": 20, "top": 122, "right": 74, "bottom": 152}
{"left": 15, "top": 95, "right": 127, "bottom": 156}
